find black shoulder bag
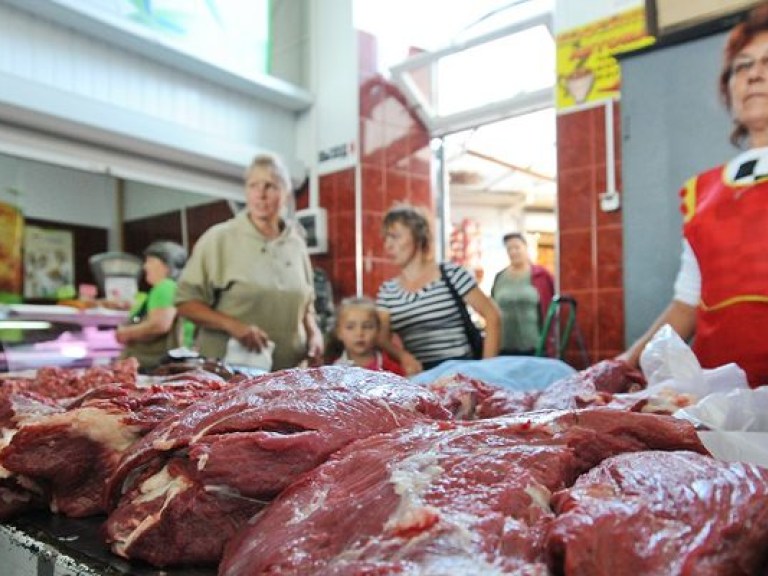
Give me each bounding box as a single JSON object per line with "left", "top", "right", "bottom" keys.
{"left": 439, "top": 263, "right": 484, "bottom": 359}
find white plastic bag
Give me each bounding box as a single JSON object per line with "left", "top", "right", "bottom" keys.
{"left": 639, "top": 324, "right": 748, "bottom": 396}
{"left": 640, "top": 325, "right": 766, "bottom": 466}
{"left": 224, "top": 338, "right": 274, "bottom": 371}
{"left": 676, "top": 388, "right": 768, "bottom": 467}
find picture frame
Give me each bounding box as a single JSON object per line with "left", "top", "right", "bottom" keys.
{"left": 296, "top": 207, "right": 328, "bottom": 255}
{"left": 645, "top": 0, "right": 758, "bottom": 44}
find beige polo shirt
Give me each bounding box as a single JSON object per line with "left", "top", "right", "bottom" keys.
{"left": 175, "top": 211, "right": 315, "bottom": 370}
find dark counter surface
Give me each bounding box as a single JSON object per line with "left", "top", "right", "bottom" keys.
{"left": 4, "top": 511, "right": 216, "bottom": 576}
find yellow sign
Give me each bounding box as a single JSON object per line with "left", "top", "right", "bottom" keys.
{"left": 556, "top": 7, "right": 655, "bottom": 110}
{"left": 0, "top": 201, "right": 23, "bottom": 296}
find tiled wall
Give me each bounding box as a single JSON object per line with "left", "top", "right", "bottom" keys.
{"left": 308, "top": 168, "right": 358, "bottom": 301}
{"left": 556, "top": 102, "right": 624, "bottom": 367}
{"left": 309, "top": 30, "right": 433, "bottom": 302}
{"left": 358, "top": 31, "right": 433, "bottom": 297}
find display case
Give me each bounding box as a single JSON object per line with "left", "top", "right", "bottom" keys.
{"left": 0, "top": 304, "right": 127, "bottom": 372}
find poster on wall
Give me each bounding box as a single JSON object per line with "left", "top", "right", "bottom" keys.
{"left": 556, "top": 6, "right": 655, "bottom": 110}
{"left": 23, "top": 226, "right": 75, "bottom": 300}
{"left": 0, "top": 201, "right": 24, "bottom": 297}
{"left": 647, "top": 0, "right": 758, "bottom": 40}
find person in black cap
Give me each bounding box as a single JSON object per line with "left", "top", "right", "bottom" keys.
{"left": 116, "top": 240, "right": 188, "bottom": 371}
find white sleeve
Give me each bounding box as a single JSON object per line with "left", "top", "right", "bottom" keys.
{"left": 672, "top": 239, "right": 701, "bottom": 306}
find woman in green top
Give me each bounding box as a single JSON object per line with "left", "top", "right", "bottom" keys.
{"left": 116, "top": 240, "right": 188, "bottom": 372}
{"left": 491, "top": 233, "right": 555, "bottom": 355}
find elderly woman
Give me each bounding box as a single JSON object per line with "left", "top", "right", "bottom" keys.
{"left": 116, "top": 240, "right": 188, "bottom": 371}
{"left": 620, "top": 2, "right": 768, "bottom": 387}
{"left": 491, "top": 232, "right": 555, "bottom": 356}
{"left": 376, "top": 204, "right": 501, "bottom": 375}
{"left": 175, "top": 152, "right": 323, "bottom": 370}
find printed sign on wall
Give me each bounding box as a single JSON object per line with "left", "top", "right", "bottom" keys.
{"left": 556, "top": 7, "right": 655, "bottom": 110}
{"left": 23, "top": 226, "right": 75, "bottom": 299}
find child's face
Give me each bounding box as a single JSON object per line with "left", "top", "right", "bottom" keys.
{"left": 337, "top": 308, "right": 378, "bottom": 356}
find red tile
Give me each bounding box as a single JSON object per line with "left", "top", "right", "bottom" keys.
{"left": 596, "top": 225, "right": 623, "bottom": 289}
{"left": 362, "top": 211, "right": 385, "bottom": 257}
{"left": 385, "top": 123, "right": 412, "bottom": 171}
{"left": 559, "top": 229, "right": 594, "bottom": 292}
{"left": 360, "top": 118, "right": 386, "bottom": 169}
{"left": 385, "top": 170, "right": 408, "bottom": 208}
{"left": 334, "top": 257, "right": 358, "bottom": 299}
{"left": 361, "top": 165, "right": 384, "bottom": 212}
{"left": 409, "top": 130, "right": 432, "bottom": 176}
{"left": 336, "top": 212, "right": 356, "bottom": 260}
{"left": 557, "top": 109, "right": 595, "bottom": 171}
{"left": 409, "top": 175, "right": 432, "bottom": 207}
{"left": 319, "top": 173, "right": 337, "bottom": 212}
{"left": 593, "top": 104, "right": 607, "bottom": 165}
{"left": 596, "top": 288, "right": 625, "bottom": 352}
{"left": 557, "top": 167, "right": 594, "bottom": 232}
{"left": 336, "top": 168, "right": 356, "bottom": 213}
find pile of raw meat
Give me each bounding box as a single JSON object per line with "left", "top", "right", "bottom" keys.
{"left": 0, "top": 359, "right": 766, "bottom": 575}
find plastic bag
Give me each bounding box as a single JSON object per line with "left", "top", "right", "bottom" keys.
{"left": 676, "top": 388, "right": 768, "bottom": 467}
{"left": 639, "top": 325, "right": 766, "bottom": 466}
{"left": 639, "top": 324, "right": 748, "bottom": 396}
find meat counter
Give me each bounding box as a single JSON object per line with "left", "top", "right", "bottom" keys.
{"left": 1, "top": 511, "right": 214, "bottom": 576}
{"left": 0, "top": 304, "right": 127, "bottom": 372}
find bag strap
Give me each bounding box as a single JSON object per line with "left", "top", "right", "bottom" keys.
{"left": 439, "top": 263, "right": 473, "bottom": 327}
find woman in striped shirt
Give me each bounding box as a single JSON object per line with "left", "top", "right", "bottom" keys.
{"left": 376, "top": 204, "right": 501, "bottom": 375}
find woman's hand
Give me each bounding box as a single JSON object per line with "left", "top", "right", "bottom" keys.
{"left": 231, "top": 322, "right": 270, "bottom": 352}
{"left": 115, "top": 326, "right": 129, "bottom": 344}
{"left": 305, "top": 330, "right": 325, "bottom": 367}
{"left": 399, "top": 351, "right": 423, "bottom": 376}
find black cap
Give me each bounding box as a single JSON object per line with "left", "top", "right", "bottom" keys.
{"left": 143, "top": 241, "right": 188, "bottom": 280}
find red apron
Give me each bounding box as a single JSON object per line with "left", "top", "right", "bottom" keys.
{"left": 681, "top": 166, "right": 768, "bottom": 387}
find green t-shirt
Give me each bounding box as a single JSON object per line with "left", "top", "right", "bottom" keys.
{"left": 492, "top": 270, "right": 541, "bottom": 353}
{"left": 130, "top": 279, "right": 193, "bottom": 347}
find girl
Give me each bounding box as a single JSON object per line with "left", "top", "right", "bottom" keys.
{"left": 331, "top": 296, "right": 404, "bottom": 376}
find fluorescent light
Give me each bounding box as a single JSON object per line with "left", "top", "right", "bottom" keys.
{"left": 0, "top": 321, "right": 53, "bottom": 330}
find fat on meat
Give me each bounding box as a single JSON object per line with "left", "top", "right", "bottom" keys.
{"left": 546, "top": 450, "right": 768, "bottom": 576}
{"left": 219, "top": 408, "right": 707, "bottom": 576}
{"left": 103, "top": 366, "right": 451, "bottom": 568}
{"left": 0, "top": 370, "right": 230, "bottom": 518}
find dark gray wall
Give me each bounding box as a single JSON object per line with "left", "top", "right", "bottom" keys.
{"left": 621, "top": 31, "right": 737, "bottom": 344}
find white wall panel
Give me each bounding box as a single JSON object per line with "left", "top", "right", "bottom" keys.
{"left": 0, "top": 2, "right": 307, "bottom": 189}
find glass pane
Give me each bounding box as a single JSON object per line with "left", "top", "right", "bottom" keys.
{"left": 436, "top": 25, "right": 554, "bottom": 117}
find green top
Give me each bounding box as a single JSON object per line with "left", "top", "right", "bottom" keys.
{"left": 121, "top": 278, "right": 188, "bottom": 370}
{"left": 492, "top": 270, "right": 541, "bottom": 353}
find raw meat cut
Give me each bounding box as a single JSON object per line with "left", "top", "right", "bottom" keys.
{"left": 533, "top": 359, "right": 645, "bottom": 411}
{"left": 546, "top": 450, "right": 768, "bottom": 576}
{"left": 219, "top": 408, "right": 706, "bottom": 576}
{"left": 424, "top": 360, "right": 648, "bottom": 421}
{"left": 0, "top": 370, "right": 230, "bottom": 518}
{"left": 104, "top": 366, "right": 451, "bottom": 567}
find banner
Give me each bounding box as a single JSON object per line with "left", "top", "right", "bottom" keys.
{"left": 556, "top": 7, "right": 654, "bottom": 110}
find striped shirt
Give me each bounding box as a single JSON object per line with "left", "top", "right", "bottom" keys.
{"left": 376, "top": 261, "right": 477, "bottom": 365}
